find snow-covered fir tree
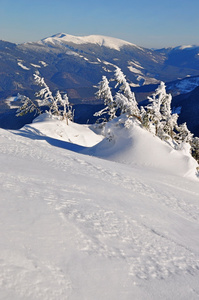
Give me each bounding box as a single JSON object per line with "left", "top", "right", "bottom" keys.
{"left": 49, "top": 90, "right": 60, "bottom": 116}
{"left": 142, "top": 81, "right": 178, "bottom": 143}
{"left": 114, "top": 67, "right": 140, "bottom": 118}
{"left": 16, "top": 94, "right": 41, "bottom": 117}
{"left": 58, "top": 92, "right": 74, "bottom": 124}
{"left": 34, "top": 73, "right": 74, "bottom": 123}
{"left": 93, "top": 74, "right": 198, "bottom": 165}
{"left": 191, "top": 137, "right": 199, "bottom": 164}
{"left": 94, "top": 68, "right": 140, "bottom": 125}
{"left": 94, "top": 75, "right": 116, "bottom": 122}
{"left": 17, "top": 73, "right": 74, "bottom": 124}
{"left": 175, "top": 122, "right": 193, "bottom": 145}
{"left": 34, "top": 72, "right": 54, "bottom": 107}
{"left": 140, "top": 81, "right": 199, "bottom": 164}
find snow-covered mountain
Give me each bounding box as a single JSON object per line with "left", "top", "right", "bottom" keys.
{"left": 1, "top": 33, "right": 199, "bottom": 105}
{"left": 0, "top": 114, "right": 199, "bottom": 299}
{"left": 41, "top": 33, "right": 139, "bottom": 51}
{"left": 1, "top": 33, "right": 199, "bottom": 133}
{"left": 22, "top": 32, "right": 164, "bottom": 89}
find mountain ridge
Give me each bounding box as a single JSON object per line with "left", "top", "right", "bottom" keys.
{"left": 0, "top": 33, "right": 199, "bottom": 133}
{"left": 40, "top": 33, "right": 141, "bottom": 51}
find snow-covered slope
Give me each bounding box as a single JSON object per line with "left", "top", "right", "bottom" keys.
{"left": 84, "top": 116, "right": 198, "bottom": 178}
{"left": 0, "top": 116, "right": 199, "bottom": 300}
{"left": 168, "top": 75, "right": 199, "bottom": 96}
{"left": 41, "top": 33, "right": 140, "bottom": 51}
{"left": 28, "top": 113, "right": 103, "bottom": 147}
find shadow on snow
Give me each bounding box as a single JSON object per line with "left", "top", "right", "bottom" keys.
{"left": 12, "top": 125, "right": 87, "bottom": 153}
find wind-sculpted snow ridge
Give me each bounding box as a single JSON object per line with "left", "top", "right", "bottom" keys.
{"left": 0, "top": 116, "right": 199, "bottom": 299}
{"left": 84, "top": 116, "right": 198, "bottom": 178}
{"left": 41, "top": 33, "right": 142, "bottom": 51}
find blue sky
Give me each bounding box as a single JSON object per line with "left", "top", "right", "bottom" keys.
{"left": 0, "top": 0, "right": 199, "bottom": 48}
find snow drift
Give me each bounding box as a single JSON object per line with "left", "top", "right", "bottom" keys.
{"left": 19, "top": 113, "right": 198, "bottom": 179}
{"left": 20, "top": 113, "right": 104, "bottom": 147}
{"left": 84, "top": 116, "right": 198, "bottom": 178}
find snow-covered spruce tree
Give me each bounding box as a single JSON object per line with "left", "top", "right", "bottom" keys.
{"left": 16, "top": 94, "right": 41, "bottom": 117}
{"left": 17, "top": 73, "right": 74, "bottom": 124}
{"left": 141, "top": 82, "right": 199, "bottom": 166}
{"left": 33, "top": 73, "right": 54, "bottom": 107}
{"left": 49, "top": 90, "right": 60, "bottom": 116}
{"left": 94, "top": 75, "right": 116, "bottom": 123}
{"left": 16, "top": 73, "right": 53, "bottom": 118}
{"left": 140, "top": 106, "right": 151, "bottom": 130}
{"left": 175, "top": 122, "right": 193, "bottom": 145}
{"left": 191, "top": 137, "right": 199, "bottom": 164}
{"left": 141, "top": 83, "right": 162, "bottom": 135}
{"left": 94, "top": 69, "right": 140, "bottom": 126}
{"left": 57, "top": 91, "right": 74, "bottom": 124}
{"left": 34, "top": 73, "right": 74, "bottom": 124}
{"left": 114, "top": 67, "right": 140, "bottom": 118}
{"left": 142, "top": 81, "right": 178, "bottom": 143}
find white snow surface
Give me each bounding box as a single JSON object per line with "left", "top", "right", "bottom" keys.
{"left": 175, "top": 77, "right": 199, "bottom": 94}
{"left": 17, "top": 62, "right": 30, "bottom": 70}
{"left": 30, "top": 114, "right": 103, "bottom": 147}
{"left": 168, "top": 76, "right": 199, "bottom": 95}
{"left": 174, "top": 45, "right": 199, "bottom": 50}
{"left": 39, "top": 61, "right": 48, "bottom": 67}
{"left": 1, "top": 114, "right": 199, "bottom": 300}
{"left": 5, "top": 96, "right": 19, "bottom": 109}
{"left": 41, "top": 33, "right": 142, "bottom": 51}
{"left": 128, "top": 60, "right": 144, "bottom": 69}
{"left": 30, "top": 63, "right": 41, "bottom": 68}
{"left": 127, "top": 66, "right": 143, "bottom": 74}
{"left": 84, "top": 116, "right": 198, "bottom": 178}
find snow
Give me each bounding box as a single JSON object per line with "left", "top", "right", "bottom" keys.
{"left": 175, "top": 77, "right": 199, "bottom": 93}
{"left": 39, "top": 61, "right": 48, "bottom": 67}
{"left": 102, "top": 66, "right": 112, "bottom": 73}
{"left": 30, "top": 63, "right": 41, "bottom": 68}
{"left": 128, "top": 60, "right": 144, "bottom": 69}
{"left": 168, "top": 76, "right": 199, "bottom": 95}
{"left": 136, "top": 75, "right": 160, "bottom": 86}
{"left": 102, "top": 60, "right": 117, "bottom": 67}
{"left": 126, "top": 60, "right": 159, "bottom": 85}
{"left": 174, "top": 45, "right": 198, "bottom": 50}
{"left": 127, "top": 66, "right": 143, "bottom": 74}
{"left": 0, "top": 114, "right": 199, "bottom": 300}
{"left": 17, "top": 62, "right": 30, "bottom": 70}
{"left": 30, "top": 113, "right": 104, "bottom": 147}
{"left": 172, "top": 106, "right": 182, "bottom": 114}
{"left": 5, "top": 96, "right": 19, "bottom": 109}
{"left": 66, "top": 51, "right": 82, "bottom": 57}
{"left": 41, "top": 33, "right": 142, "bottom": 51}
{"left": 130, "top": 82, "right": 140, "bottom": 87}
{"left": 84, "top": 116, "right": 198, "bottom": 178}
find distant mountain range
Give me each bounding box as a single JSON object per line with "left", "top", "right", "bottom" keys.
{"left": 0, "top": 33, "right": 199, "bottom": 134}
{"left": 1, "top": 33, "right": 199, "bottom": 100}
